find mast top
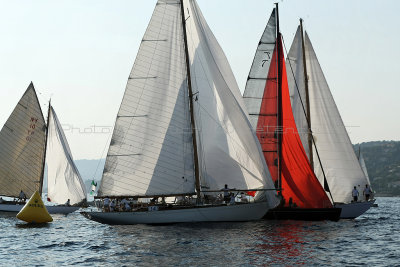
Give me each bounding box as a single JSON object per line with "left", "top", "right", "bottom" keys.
{"left": 275, "top": 3, "right": 280, "bottom": 34}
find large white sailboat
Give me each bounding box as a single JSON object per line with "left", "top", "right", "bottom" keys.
{"left": 82, "top": 0, "right": 279, "bottom": 225}
{"left": 286, "top": 22, "right": 374, "bottom": 219}
{"left": 0, "top": 83, "right": 87, "bottom": 214}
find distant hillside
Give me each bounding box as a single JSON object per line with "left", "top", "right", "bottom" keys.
{"left": 70, "top": 141, "right": 400, "bottom": 197}
{"left": 354, "top": 141, "right": 400, "bottom": 196}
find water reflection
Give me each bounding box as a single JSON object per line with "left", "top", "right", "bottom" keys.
{"left": 15, "top": 222, "right": 51, "bottom": 229}
{"left": 0, "top": 198, "right": 398, "bottom": 266}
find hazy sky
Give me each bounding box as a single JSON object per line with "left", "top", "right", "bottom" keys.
{"left": 0, "top": 0, "right": 399, "bottom": 160}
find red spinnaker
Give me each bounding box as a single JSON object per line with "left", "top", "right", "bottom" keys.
{"left": 256, "top": 37, "right": 332, "bottom": 209}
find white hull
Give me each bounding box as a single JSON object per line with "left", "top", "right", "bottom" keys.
{"left": 335, "top": 200, "right": 375, "bottom": 219}
{"left": 0, "top": 203, "right": 79, "bottom": 215}
{"left": 82, "top": 202, "right": 269, "bottom": 225}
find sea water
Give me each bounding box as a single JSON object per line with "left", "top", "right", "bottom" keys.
{"left": 0, "top": 197, "right": 398, "bottom": 266}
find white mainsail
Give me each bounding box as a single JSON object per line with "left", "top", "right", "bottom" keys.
{"left": 99, "top": 0, "right": 196, "bottom": 197}
{"left": 98, "top": 0, "right": 278, "bottom": 207}
{"left": 243, "top": 9, "right": 277, "bottom": 130}
{"left": 0, "top": 83, "right": 46, "bottom": 198}
{"left": 46, "top": 106, "right": 87, "bottom": 205}
{"left": 287, "top": 28, "right": 368, "bottom": 203}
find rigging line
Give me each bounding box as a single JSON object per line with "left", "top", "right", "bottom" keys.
{"left": 282, "top": 34, "right": 334, "bottom": 203}
{"left": 91, "top": 125, "right": 114, "bottom": 182}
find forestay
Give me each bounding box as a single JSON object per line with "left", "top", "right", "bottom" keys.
{"left": 46, "top": 107, "right": 87, "bottom": 205}
{"left": 99, "top": 0, "right": 196, "bottom": 197}
{"left": 287, "top": 31, "right": 368, "bottom": 203}
{"left": 184, "top": 0, "right": 278, "bottom": 206}
{"left": 0, "top": 83, "right": 46, "bottom": 198}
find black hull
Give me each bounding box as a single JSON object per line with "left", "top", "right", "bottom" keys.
{"left": 263, "top": 207, "right": 341, "bottom": 221}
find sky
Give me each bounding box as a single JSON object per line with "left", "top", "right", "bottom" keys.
{"left": 0, "top": 0, "right": 399, "bottom": 160}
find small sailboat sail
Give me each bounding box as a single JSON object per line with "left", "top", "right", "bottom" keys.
{"left": 0, "top": 83, "right": 46, "bottom": 198}
{"left": 243, "top": 7, "right": 333, "bottom": 210}
{"left": 83, "top": 0, "right": 278, "bottom": 225}
{"left": 287, "top": 26, "right": 370, "bottom": 204}
{"left": 46, "top": 106, "right": 87, "bottom": 205}
{"left": 358, "top": 147, "right": 371, "bottom": 185}
{"left": 0, "top": 83, "right": 86, "bottom": 214}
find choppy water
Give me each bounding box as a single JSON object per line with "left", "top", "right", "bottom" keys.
{"left": 0, "top": 197, "right": 398, "bottom": 266}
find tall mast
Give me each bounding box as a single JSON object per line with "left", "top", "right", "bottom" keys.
{"left": 275, "top": 3, "right": 283, "bottom": 190}
{"left": 39, "top": 100, "right": 51, "bottom": 195}
{"left": 180, "top": 0, "right": 201, "bottom": 199}
{"left": 295, "top": 21, "right": 334, "bottom": 202}
{"left": 300, "top": 19, "right": 314, "bottom": 169}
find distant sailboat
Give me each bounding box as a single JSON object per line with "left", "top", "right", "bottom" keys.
{"left": 286, "top": 21, "right": 375, "bottom": 219}
{"left": 0, "top": 83, "right": 87, "bottom": 214}
{"left": 242, "top": 5, "right": 341, "bottom": 221}
{"left": 358, "top": 146, "right": 371, "bottom": 186}
{"left": 82, "top": 0, "right": 279, "bottom": 225}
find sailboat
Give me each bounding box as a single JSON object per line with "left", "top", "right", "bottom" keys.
{"left": 358, "top": 147, "right": 372, "bottom": 186}
{"left": 0, "top": 83, "right": 87, "bottom": 214}
{"left": 286, "top": 21, "right": 375, "bottom": 219}
{"left": 81, "top": 0, "right": 279, "bottom": 225}
{"left": 242, "top": 5, "right": 341, "bottom": 221}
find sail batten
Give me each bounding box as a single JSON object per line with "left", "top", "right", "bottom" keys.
{"left": 0, "top": 84, "right": 46, "bottom": 198}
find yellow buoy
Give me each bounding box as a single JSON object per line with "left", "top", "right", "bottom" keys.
{"left": 16, "top": 191, "right": 53, "bottom": 223}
